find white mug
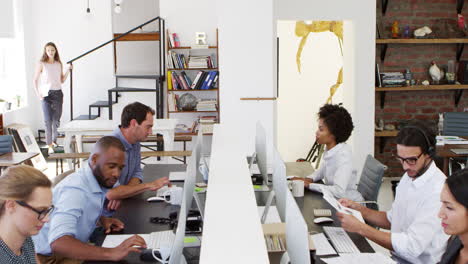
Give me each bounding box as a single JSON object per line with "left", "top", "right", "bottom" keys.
{"left": 163, "top": 186, "right": 183, "bottom": 205}
{"left": 291, "top": 180, "right": 305, "bottom": 197}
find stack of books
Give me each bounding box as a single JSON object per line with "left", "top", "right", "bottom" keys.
{"left": 188, "top": 55, "right": 214, "bottom": 69}
{"left": 168, "top": 51, "right": 187, "bottom": 69}
{"left": 196, "top": 100, "right": 217, "bottom": 111}
{"left": 381, "top": 72, "right": 405, "bottom": 87}
{"left": 199, "top": 116, "right": 217, "bottom": 134}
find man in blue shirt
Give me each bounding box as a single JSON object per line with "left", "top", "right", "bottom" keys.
{"left": 105, "top": 102, "right": 170, "bottom": 211}
{"left": 34, "top": 136, "right": 146, "bottom": 263}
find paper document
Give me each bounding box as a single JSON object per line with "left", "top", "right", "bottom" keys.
{"left": 310, "top": 233, "right": 336, "bottom": 255}
{"left": 321, "top": 253, "right": 396, "bottom": 264}
{"left": 169, "top": 171, "right": 186, "bottom": 181}
{"left": 258, "top": 206, "right": 281, "bottom": 223}
{"left": 102, "top": 234, "right": 150, "bottom": 248}
{"left": 322, "top": 189, "right": 365, "bottom": 223}
{"left": 436, "top": 136, "right": 468, "bottom": 146}
{"left": 102, "top": 234, "right": 201, "bottom": 248}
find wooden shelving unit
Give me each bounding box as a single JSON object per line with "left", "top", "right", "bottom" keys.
{"left": 376, "top": 85, "right": 468, "bottom": 108}
{"left": 375, "top": 130, "right": 399, "bottom": 153}
{"left": 166, "top": 29, "right": 220, "bottom": 136}
{"left": 113, "top": 33, "right": 160, "bottom": 41}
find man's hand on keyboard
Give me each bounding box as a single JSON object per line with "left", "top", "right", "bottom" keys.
{"left": 101, "top": 216, "right": 125, "bottom": 234}
{"left": 339, "top": 198, "right": 364, "bottom": 212}
{"left": 337, "top": 212, "right": 365, "bottom": 234}
{"left": 146, "top": 177, "right": 171, "bottom": 191}
{"left": 110, "top": 235, "right": 147, "bottom": 261}
{"left": 107, "top": 199, "right": 122, "bottom": 211}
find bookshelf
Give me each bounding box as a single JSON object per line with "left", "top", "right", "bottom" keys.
{"left": 166, "top": 29, "right": 220, "bottom": 135}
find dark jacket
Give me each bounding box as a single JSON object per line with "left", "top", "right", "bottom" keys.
{"left": 439, "top": 236, "right": 463, "bottom": 264}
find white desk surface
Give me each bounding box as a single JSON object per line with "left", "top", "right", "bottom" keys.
{"left": 200, "top": 124, "right": 269, "bottom": 264}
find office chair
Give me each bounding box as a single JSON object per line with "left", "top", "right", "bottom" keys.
{"left": 0, "top": 135, "right": 13, "bottom": 154}
{"left": 443, "top": 112, "right": 468, "bottom": 175}
{"left": 356, "top": 155, "right": 387, "bottom": 211}
{"left": 53, "top": 169, "right": 75, "bottom": 187}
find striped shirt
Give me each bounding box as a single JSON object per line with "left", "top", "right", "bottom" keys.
{"left": 0, "top": 237, "right": 37, "bottom": 264}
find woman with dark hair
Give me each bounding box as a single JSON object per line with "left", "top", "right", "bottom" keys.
{"left": 293, "top": 104, "right": 359, "bottom": 199}
{"left": 438, "top": 168, "right": 468, "bottom": 264}
{"left": 33, "top": 42, "right": 72, "bottom": 154}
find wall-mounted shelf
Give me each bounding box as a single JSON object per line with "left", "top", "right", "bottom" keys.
{"left": 168, "top": 68, "right": 218, "bottom": 71}
{"left": 380, "top": 0, "right": 464, "bottom": 15}
{"left": 375, "top": 130, "right": 399, "bottom": 153}
{"left": 113, "top": 33, "right": 160, "bottom": 41}
{"left": 376, "top": 38, "right": 467, "bottom": 62}
{"left": 168, "top": 89, "right": 218, "bottom": 92}
{"left": 377, "top": 85, "right": 468, "bottom": 109}
{"left": 168, "top": 46, "right": 218, "bottom": 50}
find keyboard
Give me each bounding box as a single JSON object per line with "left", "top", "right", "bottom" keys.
{"left": 314, "top": 209, "right": 332, "bottom": 217}
{"left": 323, "top": 226, "right": 360, "bottom": 253}
{"left": 147, "top": 230, "right": 175, "bottom": 249}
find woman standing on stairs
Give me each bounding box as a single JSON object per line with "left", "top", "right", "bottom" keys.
{"left": 33, "top": 42, "right": 72, "bottom": 154}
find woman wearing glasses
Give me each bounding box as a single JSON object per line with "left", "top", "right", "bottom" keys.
{"left": 0, "top": 165, "right": 54, "bottom": 263}
{"left": 438, "top": 168, "right": 468, "bottom": 264}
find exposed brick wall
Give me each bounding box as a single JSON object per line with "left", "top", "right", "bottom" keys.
{"left": 375, "top": 0, "right": 468, "bottom": 177}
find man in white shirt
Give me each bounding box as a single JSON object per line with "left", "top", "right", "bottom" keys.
{"left": 337, "top": 121, "right": 449, "bottom": 264}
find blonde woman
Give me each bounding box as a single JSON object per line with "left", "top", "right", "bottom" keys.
{"left": 0, "top": 165, "right": 54, "bottom": 263}
{"left": 33, "top": 42, "right": 72, "bottom": 154}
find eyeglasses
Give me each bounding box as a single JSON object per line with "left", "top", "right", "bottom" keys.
{"left": 15, "top": 200, "right": 54, "bottom": 221}
{"left": 394, "top": 152, "right": 424, "bottom": 166}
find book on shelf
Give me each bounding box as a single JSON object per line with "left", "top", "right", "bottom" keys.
{"left": 167, "top": 71, "right": 173, "bottom": 90}
{"left": 181, "top": 71, "right": 192, "bottom": 88}
{"left": 196, "top": 99, "right": 217, "bottom": 111}
{"left": 172, "top": 33, "right": 180, "bottom": 48}
{"left": 168, "top": 30, "right": 175, "bottom": 48}
{"left": 191, "top": 71, "right": 205, "bottom": 89}
{"left": 188, "top": 55, "right": 215, "bottom": 69}
{"left": 168, "top": 93, "right": 180, "bottom": 111}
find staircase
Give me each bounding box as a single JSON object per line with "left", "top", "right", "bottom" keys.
{"left": 74, "top": 74, "right": 163, "bottom": 120}
{"left": 67, "top": 17, "right": 166, "bottom": 121}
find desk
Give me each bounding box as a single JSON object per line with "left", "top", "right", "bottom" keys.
{"left": 0, "top": 152, "right": 39, "bottom": 168}
{"left": 437, "top": 143, "right": 468, "bottom": 175}
{"left": 58, "top": 119, "right": 176, "bottom": 167}
{"left": 85, "top": 164, "right": 196, "bottom": 264}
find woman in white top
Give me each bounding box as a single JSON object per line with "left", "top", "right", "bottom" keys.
{"left": 33, "top": 42, "right": 72, "bottom": 154}
{"left": 294, "top": 104, "right": 359, "bottom": 200}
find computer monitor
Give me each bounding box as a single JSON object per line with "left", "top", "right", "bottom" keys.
{"left": 261, "top": 148, "right": 287, "bottom": 223}
{"left": 255, "top": 122, "right": 268, "bottom": 187}
{"left": 284, "top": 190, "right": 310, "bottom": 264}
{"left": 168, "top": 201, "right": 188, "bottom": 264}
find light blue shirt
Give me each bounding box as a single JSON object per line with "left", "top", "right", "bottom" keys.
{"left": 32, "top": 164, "right": 108, "bottom": 255}
{"left": 110, "top": 127, "right": 143, "bottom": 185}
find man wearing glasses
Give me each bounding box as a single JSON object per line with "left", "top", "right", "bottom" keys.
{"left": 33, "top": 136, "right": 147, "bottom": 263}
{"left": 337, "top": 121, "right": 449, "bottom": 264}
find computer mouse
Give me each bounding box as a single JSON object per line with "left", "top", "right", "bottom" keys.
{"left": 147, "top": 196, "right": 165, "bottom": 202}
{"left": 313, "top": 217, "right": 334, "bottom": 224}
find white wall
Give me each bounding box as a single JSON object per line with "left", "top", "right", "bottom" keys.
{"left": 274, "top": 0, "right": 376, "bottom": 172}
{"left": 112, "top": 0, "right": 161, "bottom": 75}
{"left": 5, "top": 0, "right": 115, "bottom": 132}
{"left": 216, "top": 0, "right": 275, "bottom": 157}
{"left": 277, "top": 20, "right": 344, "bottom": 162}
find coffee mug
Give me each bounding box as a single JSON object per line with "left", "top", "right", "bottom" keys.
{"left": 291, "top": 180, "right": 305, "bottom": 197}
{"left": 163, "top": 186, "right": 183, "bottom": 205}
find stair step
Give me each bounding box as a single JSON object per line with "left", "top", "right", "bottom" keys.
{"left": 74, "top": 115, "right": 99, "bottom": 120}
{"left": 90, "top": 101, "right": 112, "bottom": 107}
{"left": 116, "top": 74, "right": 161, "bottom": 80}
{"left": 109, "top": 87, "right": 157, "bottom": 92}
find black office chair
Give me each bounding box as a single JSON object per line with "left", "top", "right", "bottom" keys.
{"left": 0, "top": 135, "right": 13, "bottom": 154}
{"left": 356, "top": 155, "right": 387, "bottom": 211}
{"left": 443, "top": 112, "right": 468, "bottom": 175}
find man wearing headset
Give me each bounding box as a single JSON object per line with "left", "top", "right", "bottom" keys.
{"left": 337, "top": 121, "right": 449, "bottom": 264}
